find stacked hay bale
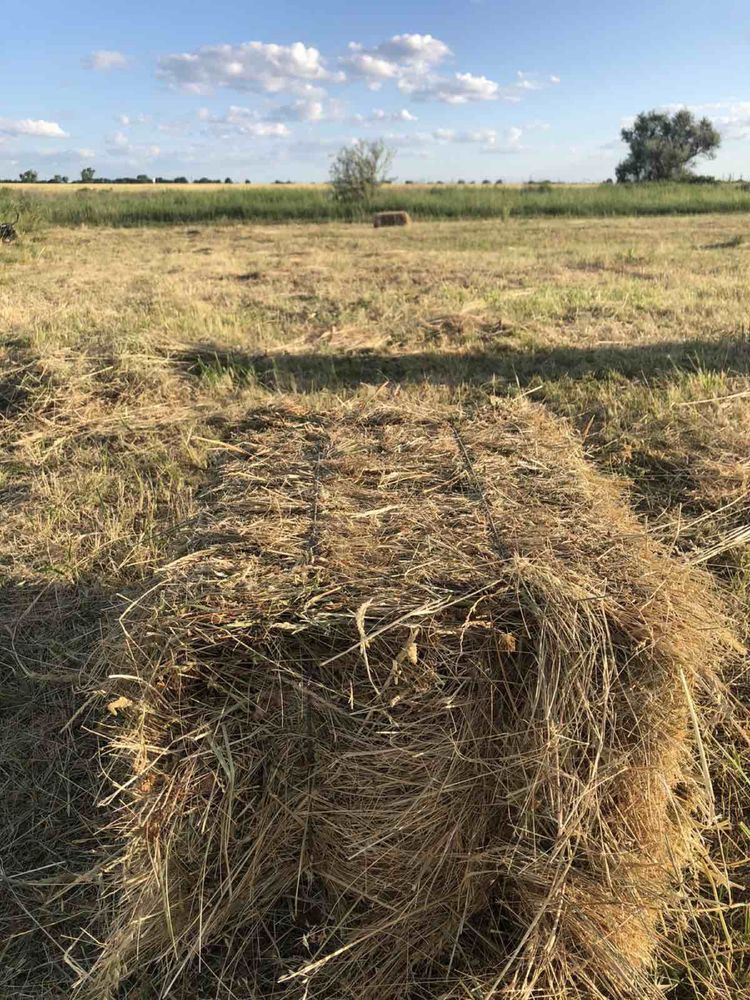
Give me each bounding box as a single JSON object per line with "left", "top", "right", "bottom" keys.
{"left": 87, "top": 398, "right": 736, "bottom": 999}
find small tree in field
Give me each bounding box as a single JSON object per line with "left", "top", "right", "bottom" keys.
{"left": 19, "top": 169, "right": 38, "bottom": 183}
{"left": 329, "top": 139, "right": 394, "bottom": 203}
{"left": 616, "top": 109, "right": 720, "bottom": 182}
{"left": 80, "top": 166, "right": 96, "bottom": 183}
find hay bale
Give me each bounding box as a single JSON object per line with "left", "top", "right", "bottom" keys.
{"left": 373, "top": 210, "right": 411, "bottom": 227}
{"left": 88, "top": 398, "right": 736, "bottom": 999}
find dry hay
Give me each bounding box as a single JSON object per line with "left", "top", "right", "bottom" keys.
{"left": 85, "top": 397, "right": 737, "bottom": 999}
{"left": 373, "top": 210, "right": 412, "bottom": 227}
{"left": 421, "top": 301, "right": 514, "bottom": 347}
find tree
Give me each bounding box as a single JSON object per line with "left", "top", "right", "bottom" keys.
{"left": 329, "top": 139, "right": 394, "bottom": 203}
{"left": 19, "top": 169, "right": 38, "bottom": 183}
{"left": 615, "top": 109, "right": 720, "bottom": 183}
{"left": 80, "top": 166, "right": 96, "bottom": 183}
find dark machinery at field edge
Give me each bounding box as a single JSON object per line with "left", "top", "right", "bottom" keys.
{"left": 0, "top": 211, "right": 19, "bottom": 243}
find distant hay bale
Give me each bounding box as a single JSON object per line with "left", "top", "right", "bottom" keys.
{"left": 373, "top": 210, "right": 411, "bottom": 227}
{"left": 87, "top": 398, "right": 736, "bottom": 999}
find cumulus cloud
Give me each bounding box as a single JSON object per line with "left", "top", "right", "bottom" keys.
{"left": 371, "top": 126, "right": 524, "bottom": 156}
{"left": 400, "top": 71, "right": 502, "bottom": 104}
{"left": 85, "top": 50, "right": 129, "bottom": 71}
{"left": 105, "top": 131, "right": 160, "bottom": 159}
{"left": 513, "top": 71, "right": 560, "bottom": 92}
{"left": 433, "top": 126, "right": 524, "bottom": 152}
{"left": 514, "top": 71, "right": 543, "bottom": 92}
{"left": 117, "top": 112, "right": 149, "bottom": 127}
{"left": 0, "top": 118, "right": 68, "bottom": 138}
{"left": 433, "top": 127, "right": 499, "bottom": 143}
{"left": 353, "top": 108, "right": 418, "bottom": 124}
{"left": 197, "top": 105, "right": 290, "bottom": 137}
{"left": 524, "top": 119, "right": 551, "bottom": 131}
{"left": 272, "top": 98, "right": 346, "bottom": 122}
{"left": 341, "top": 52, "right": 400, "bottom": 87}
{"left": 481, "top": 126, "right": 524, "bottom": 152}
{"left": 158, "top": 42, "right": 341, "bottom": 95}
{"left": 397, "top": 66, "right": 561, "bottom": 105}
{"left": 341, "top": 33, "right": 450, "bottom": 88}
{"left": 31, "top": 146, "right": 96, "bottom": 161}
{"left": 275, "top": 98, "right": 324, "bottom": 121}
{"left": 374, "top": 33, "right": 451, "bottom": 67}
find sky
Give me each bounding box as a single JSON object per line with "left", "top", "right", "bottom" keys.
{"left": 2, "top": 0, "right": 749, "bottom": 182}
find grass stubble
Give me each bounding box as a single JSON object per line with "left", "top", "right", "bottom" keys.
{"left": 0, "top": 214, "right": 748, "bottom": 998}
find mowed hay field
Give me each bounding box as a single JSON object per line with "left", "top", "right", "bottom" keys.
{"left": 1, "top": 215, "right": 750, "bottom": 998}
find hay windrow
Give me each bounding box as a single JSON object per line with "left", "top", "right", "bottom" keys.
{"left": 87, "top": 397, "right": 737, "bottom": 999}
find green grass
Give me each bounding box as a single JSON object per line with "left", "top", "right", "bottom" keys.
{"left": 5, "top": 181, "right": 750, "bottom": 227}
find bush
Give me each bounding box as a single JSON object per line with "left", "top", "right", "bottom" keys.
{"left": 330, "top": 140, "right": 395, "bottom": 204}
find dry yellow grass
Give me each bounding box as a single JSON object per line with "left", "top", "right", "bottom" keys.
{"left": 0, "top": 215, "right": 748, "bottom": 998}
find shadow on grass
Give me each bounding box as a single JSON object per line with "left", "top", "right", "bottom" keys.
{"left": 0, "top": 580, "right": 115, "bottom": 996}
{"left": 174, "top": 332, "right": 750, "bottom": 391}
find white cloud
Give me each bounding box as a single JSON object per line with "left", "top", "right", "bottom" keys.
{"left": 374, "top": 34, "right": 451, "bottom": 67}
{"left": 277, "top": 99, "right": 324, "bottom": 121}
{"left": 367, "top": 126, "right": 524, "bottom": 156}
{"left": 512, "top": 71, "right": 560, "bottom": 93}
{"left": 30, "top": 146, "right": 95, "bottom": 161}
{"left": 524, "top": 119, "right": 551, "bottom": 131}
{"left": 400, "top": 71, "right": 502, "bottom": 104}
{"left": 514, "top": 71, "right": 543, "bottom": 91}
{"left": 117, "top": 113, "right": 149, "bottom": 127}
{"left": 482, "top": 126, "right": 524, "bottom": 153}
{"left": 433, "top": 127, "right": 498, "bottom": 143}
{"left": 0, "top": 118, "right": 68, "bottom": 138}
{"left": 342, "top": 51, "right": 400, "bottom": 87}
{"left": 85, "top": 50, "right": 129, "bottom": 71}
{"left": 198, "top": 106, "right": 290, "bottom": 137}
{"left": 432, "top": 126, "right": 524, "bottom": 152}
{"left": 105, "top": 131, "right": 160, "bottom": 159}
{"left": 341, "top": 33, "right": 450, "bottom": 87}
{"left": 353, "top": 108, "right": 418, "bottom": 124}
{"left": 158, "top": 41, "right": 341, "bottom": 95}
{"left": 272, "top": 98, "right": 345, "bottom": 122}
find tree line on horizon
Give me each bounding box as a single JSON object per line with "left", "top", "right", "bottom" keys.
{"left": 3, "top": 110, "right": 725, "bottom": 191}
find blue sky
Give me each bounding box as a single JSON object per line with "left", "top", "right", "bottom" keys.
{"left": 2, "top": 0, "right": 749, "bottom": 181}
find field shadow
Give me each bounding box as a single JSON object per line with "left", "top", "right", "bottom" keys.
{"left": 0, "top": 580, "right": 117, "bottom": 995}
{"left": 173, "top": 332, "right": 750, "bottom": 391}
{"left": 701, "top": 236, "right": 745, "bottom": 250}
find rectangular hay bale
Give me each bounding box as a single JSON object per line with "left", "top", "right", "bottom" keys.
{"left": 373, "top": 210, "right": 412, "bottom": 227}
{"left": 90, "top": 397, "right": 735, "bottom": 1000}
